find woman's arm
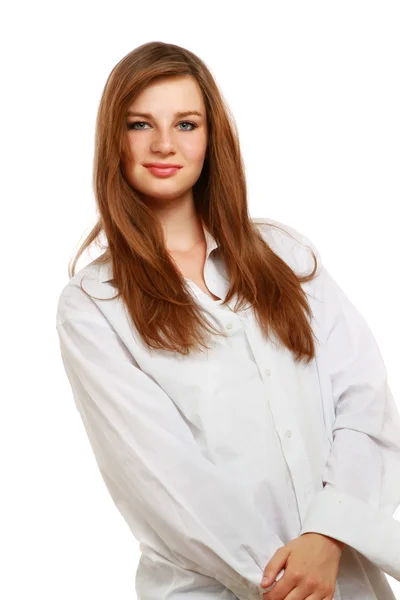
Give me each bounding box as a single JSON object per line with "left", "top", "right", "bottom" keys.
{"left": 299, "top": 245, "right": 400, "bottom": 581}
{"left": 56, "top": 291, "right": 285, "bottom": 600}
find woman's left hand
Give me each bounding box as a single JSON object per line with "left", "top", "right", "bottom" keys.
{"left": 260, "top": 532, "right": 344, "bottom": 600}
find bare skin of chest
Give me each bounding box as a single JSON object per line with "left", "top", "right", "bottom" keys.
{"left": 169, "top": 242, "right": 222, "bottom": 301}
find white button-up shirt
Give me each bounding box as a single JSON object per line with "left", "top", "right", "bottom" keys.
{"left": 55, "top": 217, "right": 400, "bottom": 600}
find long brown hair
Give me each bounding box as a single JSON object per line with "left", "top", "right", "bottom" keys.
{"left": 68, "top": 41, "right": 319, "bottom": 363}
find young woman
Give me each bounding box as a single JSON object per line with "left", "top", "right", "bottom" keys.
{"left": 56, "top": 41, "right": 400, "bottom": 600}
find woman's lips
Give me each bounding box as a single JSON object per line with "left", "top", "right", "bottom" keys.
{"left": 145, "top": 166, "right": 182, "bottom": 177}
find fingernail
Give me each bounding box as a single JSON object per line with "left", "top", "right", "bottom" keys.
{"left": 261, "top": 576, "right": 271, "bottom": 586}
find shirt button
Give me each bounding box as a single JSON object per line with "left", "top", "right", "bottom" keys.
{"left": 226, "top": 322, "right": 233, "bottom": 329}
{"left": 285, "top": 430, "right": 292, "bottom": 438}
{"left": 265, "top": 368, "right": 271, "bottom": 376}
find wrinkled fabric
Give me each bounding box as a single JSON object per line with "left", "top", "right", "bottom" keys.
{"left": 55, "top": 216, "right": 400, "bottom": 599}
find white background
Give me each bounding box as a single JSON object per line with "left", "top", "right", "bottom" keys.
{"left": 2, "top": 1, "right": 399, "bottom": 598}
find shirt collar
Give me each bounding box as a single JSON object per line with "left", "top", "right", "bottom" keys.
{"left": 97, "top": 220, "right": 219, "bottom": 283}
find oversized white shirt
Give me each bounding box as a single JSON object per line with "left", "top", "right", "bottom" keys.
{"left": 55, "top": 217, "right": 400, "bottom": 600}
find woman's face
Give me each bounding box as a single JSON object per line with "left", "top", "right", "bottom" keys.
{"left": 122, "top": 75, "right": 208, "bottom": 206}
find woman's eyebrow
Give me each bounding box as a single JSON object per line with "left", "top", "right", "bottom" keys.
{"left": 126, "top": 110, "right": 203, "bottom": 118}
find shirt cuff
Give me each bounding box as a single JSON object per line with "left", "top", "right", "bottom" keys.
{"left": 300, "top": 484, "right": 400, "bottom": 581}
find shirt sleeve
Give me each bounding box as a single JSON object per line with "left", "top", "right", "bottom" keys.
{"left": 55, "top": 292, "right": 285, "bottom": 600}
{"left": 298, "top": 243, "right": 400, "bottom": 582}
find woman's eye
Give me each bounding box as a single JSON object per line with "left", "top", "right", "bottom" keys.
{"left": 127, "top": 121, "right": 198, "bottom": 131}
{"left": 128, "top": 121, "right": 148, "bottom": 130}
{"left": 177, "top": 121, "right": 197, "bottom": 131}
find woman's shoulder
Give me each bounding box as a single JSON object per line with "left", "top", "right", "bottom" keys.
{"left": 251, "top": 216, "right": 322, "bottom": 275}
{"left": 55, "top": 257, "right": 113, "bottom": 328}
